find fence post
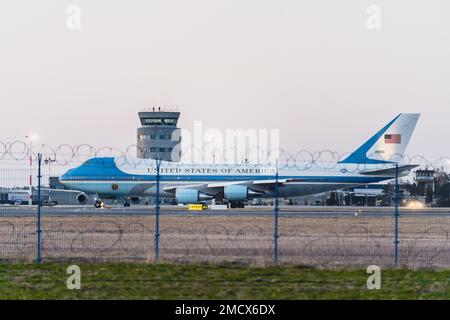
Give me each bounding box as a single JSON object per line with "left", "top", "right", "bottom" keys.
{"left": 394, "top": 163, "right": 399, "bottom": 268}
{"left": 155, "top": 158, "right": 161, "bottom": 263}
{"left": 36, "top": 153, "right": 42, "bottom": 264}
{"left": 274, "top": 160, "right": 279, "bottom": 264}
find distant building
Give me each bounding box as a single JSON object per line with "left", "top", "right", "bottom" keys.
{"left": 137, "top": 107, "right": 181, "bottom": 162}
{"left": 346, "top": 185, "right": 386, "bottom": 206}
{"left": 415, "top": 169, "right": 435, "bottom": 185}
{"left": 0, "top": 187, "right": 91, "bottom": 205}
{"left": 415, "top": 169, "right": 435, "bottom": 203}
{"left": 0, "top": 189, "right": 8, "bottom": 204}
{"left": 0, "top": 188, "right": 46, "bottom": 205}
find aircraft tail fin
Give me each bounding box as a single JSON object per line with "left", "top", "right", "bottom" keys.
{"left": 339, "top": 113, "right": 420, "bottom": 164}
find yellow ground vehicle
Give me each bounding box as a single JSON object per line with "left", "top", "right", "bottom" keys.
{"left": 188, "top": 204, "right": 208, "bottom": 211}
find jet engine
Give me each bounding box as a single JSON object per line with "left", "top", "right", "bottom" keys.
{"left": 175, "top": 189, "right": 212, "bottom": 204}
{"left": 224, "top": 185, "right": 262, "bottom": 201}
{"left": 77, "top": 193, "right": 88, "bottom": 205}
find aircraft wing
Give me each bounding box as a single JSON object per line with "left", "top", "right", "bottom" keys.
{"left": 39, "top": 188, "right": 81, "bottom": 193}
{"left": 163, "top": 179, "right": 297, "bottom": 196}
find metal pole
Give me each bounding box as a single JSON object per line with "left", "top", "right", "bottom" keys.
{"left": 394, "top": 164, "right": 399, "bottom": 268}
{"left": 36, "top": 153, "right": 42, "bottom": 264}
{"left": 155, "top": 158, "right": 161, "bottom": 262}
{"left": 45, "top": 158, "right": 55, "bottom": 204}
{"left": 365, "top": 185, "right": 368, "bottom": 207}
{"left": 27, "top": 137, "right": 33, "bottom": 206}
{"left": 274, "top": 160, "right": 279, "bottom": 264}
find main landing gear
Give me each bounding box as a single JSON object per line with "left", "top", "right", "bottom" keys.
{"left": 94, "top": 200, "right": 105, "bottom": 208}
{"left": 229, "top": 201, "right": 245, "bottom": 209}
{"left": 94, "top": 199, "right": 133, "bottom": 208}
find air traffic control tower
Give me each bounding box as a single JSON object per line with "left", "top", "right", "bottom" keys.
{"left": 137, "top": 107, "right": 181, "bottom": 162}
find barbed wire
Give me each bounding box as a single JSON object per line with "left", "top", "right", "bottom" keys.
{"left": 0, "top": 140, "right": 449, "bottom": 172}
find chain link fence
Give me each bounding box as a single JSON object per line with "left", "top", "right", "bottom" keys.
{"left": 1, "top": 141, "right": 449, "bottom": 268}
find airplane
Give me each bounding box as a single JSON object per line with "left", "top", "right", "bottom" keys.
{"left": 59, "top": 113, "right": 420, "bottom": 208}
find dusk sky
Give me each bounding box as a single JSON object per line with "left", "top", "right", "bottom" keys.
{"left": 1, "top": 0, "right": 449, "bottom": 161}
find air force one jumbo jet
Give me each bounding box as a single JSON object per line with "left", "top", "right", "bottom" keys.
{"left": 60, "top": 114, "right": 420, "bottom": 208}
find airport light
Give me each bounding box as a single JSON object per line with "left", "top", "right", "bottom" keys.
{"left": 406, "top": 200, "right": 425, "bottom": 209}
{"left": 44, "top": 157, "right": 56, "bottom": 204}
{"left": 25, "top": 134, "right": 40, "bottom": 206}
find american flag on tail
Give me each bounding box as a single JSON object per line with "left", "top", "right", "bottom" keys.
{"left": 384, "top": 134, "right": 401, "bottom": 144}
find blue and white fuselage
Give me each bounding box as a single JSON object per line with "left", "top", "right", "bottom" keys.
{"left": 59, "top": 114, "right": 421, "bottom": 206}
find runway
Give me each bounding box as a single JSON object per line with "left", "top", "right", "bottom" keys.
{"left": 1, "top": 204, "right": 450, "bottom": 217}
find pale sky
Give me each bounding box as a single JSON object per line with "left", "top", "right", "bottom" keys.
{"left": 1, "top": 0, "right": 449, "bottom": 161}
